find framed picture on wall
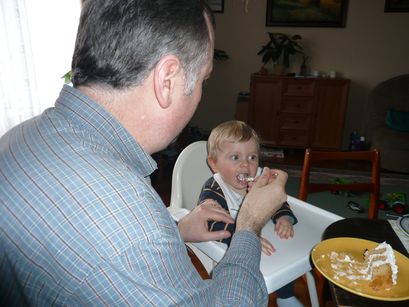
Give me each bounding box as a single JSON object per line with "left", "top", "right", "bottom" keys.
{"left": 266, "top": 0, "right": 349, "bottom": 27}
{"left": 206, "top": 0, "right": 224, "bottom": 13}
{"left": 384, "top": 0, "right": 409, "bottom": 12}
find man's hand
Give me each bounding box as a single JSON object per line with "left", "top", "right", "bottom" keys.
{"left": 178, "top": 199, "right": 234, "bottom": 243}
{"left": 236, "top": 167, "right": 288, "bottom": 236}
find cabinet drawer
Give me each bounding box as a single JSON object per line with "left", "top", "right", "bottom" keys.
{"left": 284, "top": 81, "right": 315, "bottom": 96}
{"left": 279, "top": 114, "right": 311, "bottom": 130}
{"left": 281, "top": 97, "right": 313, "bottom": 113}
{"left": 279, "top": 131, "right": 310, "bottom": 147}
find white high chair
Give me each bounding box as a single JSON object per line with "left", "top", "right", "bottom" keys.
{"left": 167, "top": 141, "right": 343, "bottom": 307}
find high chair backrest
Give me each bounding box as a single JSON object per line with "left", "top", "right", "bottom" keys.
{"left": 299, "top": 148, "right": 380, "bottom": 219}
{"left": 170, "top": 141, "right": 212, "bottom": 211}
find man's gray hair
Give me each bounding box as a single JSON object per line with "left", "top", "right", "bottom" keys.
{"left": 72, "top": 0, "right": 214, "bottom": 95}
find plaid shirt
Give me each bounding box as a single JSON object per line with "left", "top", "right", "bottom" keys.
{"left": 0, "top": 85, "right": 267, "bottom": 306}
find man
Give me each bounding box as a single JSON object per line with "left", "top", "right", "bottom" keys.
{"left": 0, "top": 0, "right": 288, "bottom": 305}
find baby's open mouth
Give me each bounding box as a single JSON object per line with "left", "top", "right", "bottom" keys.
{"left": 237, "top": 173, "right": 255, "bottom": 182}
{"left": 237, "top": 172, "right": 278, "bottom": 182}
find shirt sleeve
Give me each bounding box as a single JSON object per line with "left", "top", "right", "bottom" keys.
{"left": 212, "top": 230, "right": 268, "bottom": 306}
{"left": 73, "top": 218, "right": 267, "bottom": 306}
{"left": 271, "top": 201, "right": 298, "bottom": 225}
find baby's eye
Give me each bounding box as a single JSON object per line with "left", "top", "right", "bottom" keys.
{"left": 230, "top": 154, "right": 239, "bottom": 161}
{"left": 248, "top": 155, "right": 258, "bottom": 161}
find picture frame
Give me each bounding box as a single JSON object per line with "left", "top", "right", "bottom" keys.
{"left": 384, "top": 0, "right": 409, "bottom": 12}
{"left": 206, "top": 0, "right": 224, "bottom": 13}
{"left": 266, "top": 0, "right": 349, "bottom": 27}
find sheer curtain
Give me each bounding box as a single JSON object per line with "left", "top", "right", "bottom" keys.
{"left": 0, "top": 0, "right": 81, "bottom": 137}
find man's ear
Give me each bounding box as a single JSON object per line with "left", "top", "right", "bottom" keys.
{"left": 207, "top": 156, "right": 218, "bottom": 173}
{"left": 153, "top": 55, "right": 181, "bottom": 109}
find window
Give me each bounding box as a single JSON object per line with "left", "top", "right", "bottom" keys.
{"left": 0, "top": 0, "right": 81, "bottom": 136}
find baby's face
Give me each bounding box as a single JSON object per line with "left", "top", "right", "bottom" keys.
{"left": 209, "top": 139, "right": 259, "bottom": 193}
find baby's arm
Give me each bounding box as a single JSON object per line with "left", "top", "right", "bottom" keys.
{"left": 271, "top": 201, "right": 298, "bottom": 239}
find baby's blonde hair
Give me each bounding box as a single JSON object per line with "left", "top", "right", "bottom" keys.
{"left": 207, "top": 120, "right": 260, "bottom": 161}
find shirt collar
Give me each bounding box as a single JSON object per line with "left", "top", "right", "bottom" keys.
{"left": 55, "top": 85, "right": 157, "bottom": 177}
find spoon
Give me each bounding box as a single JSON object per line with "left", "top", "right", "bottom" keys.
{"left": 237, "top": 174, "right": 255, "bottom": 182}
{"left": 237, "top": 172, "right": 278, "bottom": 183}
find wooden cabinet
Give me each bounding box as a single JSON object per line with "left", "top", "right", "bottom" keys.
{"left": 248, "top": 74, "right": 350, "bottom": 150}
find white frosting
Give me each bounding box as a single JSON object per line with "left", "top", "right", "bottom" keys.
{"left": 363, "top": 241, "right": 398, "bottom": 285}
{"left": 328, "top": 242, "right": 398, "bottom": 286}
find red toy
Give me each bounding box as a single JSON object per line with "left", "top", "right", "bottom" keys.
{"left": 378, "top": 192, "right": 406, "bottom": 214}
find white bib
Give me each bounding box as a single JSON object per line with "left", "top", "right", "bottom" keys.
{"left": 213, "top": 173, "right": 244, "bottom": 220}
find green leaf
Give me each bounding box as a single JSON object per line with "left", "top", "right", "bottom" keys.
{"left": 62, "top": 71, "right": 72, "bottom": 84}
{"left": 214, "top": 48, "right": 229, "bottom": 61}
{"left": 257, "top": 32, "right": 304, "bottom": 67}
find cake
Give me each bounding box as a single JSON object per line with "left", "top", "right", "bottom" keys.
{"left": 326, "top": 241, "right": 398, "bottom": 292}
{"left": 363, "top": 241, "right": 398, "bottom": 290}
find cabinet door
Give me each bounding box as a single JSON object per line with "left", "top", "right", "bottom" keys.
{"left": 249, "top": 77, "right": 282, "bottom": 145}
{"left": 311, "top": 80, "right": 350, "bottom": 149}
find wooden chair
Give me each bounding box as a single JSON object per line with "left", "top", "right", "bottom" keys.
{"left": 187, "top": 247, "right": 210, "bottom": 279}
{"left": 298, "top": 148, "right": 380, "bottom": 306}
{"left": 299, "top": 148, "right": 380, "bottom": 219}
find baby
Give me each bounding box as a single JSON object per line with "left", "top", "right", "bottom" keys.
{"left": 197, "top": 120, "right": 303, "bottom": 307}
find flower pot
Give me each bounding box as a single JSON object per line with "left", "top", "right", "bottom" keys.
{"left": 258, "top": 66, "right": 269, "bottom": 75}
{"left": 273, "top": 63, "right": 285, "bottom": 75}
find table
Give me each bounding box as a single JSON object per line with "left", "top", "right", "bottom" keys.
{"left": 322, "top": 218, "right": 409, "bottom": 307}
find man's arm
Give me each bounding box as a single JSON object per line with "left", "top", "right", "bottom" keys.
{"left": 176, "top": 167, "right": 288, "bottom": 306}
{"left": 212, "top": 230, "right": 268, "bottom": 306}
{"left": 236, "top": 168, "right": 288, "bottom": 236}
{"left": 210, "top": 167, "right": 289, "bottom": 305}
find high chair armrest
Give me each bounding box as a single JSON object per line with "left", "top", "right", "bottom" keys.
{"left": 167, "top": 207, "right": 190, "bottom": 222}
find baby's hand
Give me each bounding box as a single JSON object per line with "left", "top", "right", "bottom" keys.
{"left": 275, "top": 216, "right": 294, "bottom": 239}
{"left": 260, "top": 236, "right": 276, "bottom": 256}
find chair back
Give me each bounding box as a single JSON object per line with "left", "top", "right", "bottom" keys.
{"left": 170, "top": 141, "right": 212, "bottom": 211}
{"left": 299, "top": 148, "right": 380, "bottom": 219}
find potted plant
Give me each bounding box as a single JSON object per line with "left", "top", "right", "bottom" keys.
{"left": 257, "top": 32, "right": 303, "bottom": 75}
{"left": 214, "top": 48, "right": 229, "bottom": 61}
